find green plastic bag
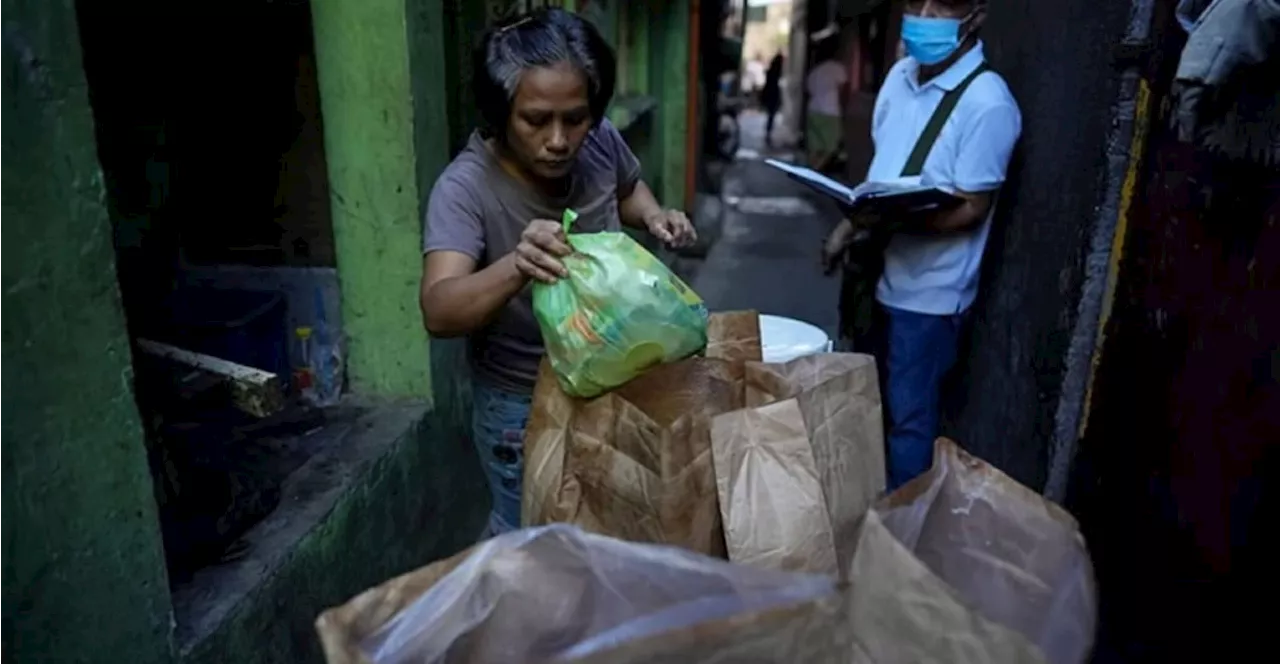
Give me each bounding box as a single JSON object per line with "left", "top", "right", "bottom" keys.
{"left": 533, "top": 209, "right": 709, "bottom": 398}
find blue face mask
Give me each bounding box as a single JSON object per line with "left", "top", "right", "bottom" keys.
{"left": 901, "top": 15, "right": 965, "bottom": 66}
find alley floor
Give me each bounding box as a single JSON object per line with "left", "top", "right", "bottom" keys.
{"left": 680, "top": 109, "right": 845, "bottom": 339}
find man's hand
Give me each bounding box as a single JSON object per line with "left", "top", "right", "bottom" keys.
{"left": 514, "top": 219, "right": 573, "bottom": 284}
{"left": 644, "top": 210, "right": 698, "bottom": 248}
{"left": 821, "top": 218, "right": 857, "bottom": 275}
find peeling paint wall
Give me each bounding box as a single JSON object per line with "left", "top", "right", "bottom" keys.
{"left": 1, "top": 0, "right": 174, "bottom": 661}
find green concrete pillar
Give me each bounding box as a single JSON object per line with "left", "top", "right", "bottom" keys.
{"left": 624, "top": 6, "right": 652, "bottom": 97}
{"left": 311, "top": 0, "right": 451, "bottom": 400}
{"left": 653, "top": 0, "right": 693, "bottom": 210}
{"left": 1, "top": 1, "right": 174, "bottom": 662}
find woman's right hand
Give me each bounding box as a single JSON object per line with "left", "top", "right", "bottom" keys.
{"left": 514, "top": 219, "right": 573, "bottom": 284}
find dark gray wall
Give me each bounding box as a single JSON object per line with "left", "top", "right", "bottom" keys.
{"left": 943, "top": 0, "right": 1137, "bottom": 488}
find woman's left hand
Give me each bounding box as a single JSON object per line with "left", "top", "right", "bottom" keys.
{"left": 644, "top": 209, "right": 698, "bottom": 248}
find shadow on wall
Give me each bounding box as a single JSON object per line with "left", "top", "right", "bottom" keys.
{"left": 939, "top": 0, "right": 1136, "bottom": 489}
{"left": 430, "top": 336, "right": 476, "bottom": 465}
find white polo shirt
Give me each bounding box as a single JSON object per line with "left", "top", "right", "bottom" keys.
{"left": 868, "top": 42, "right": 1021, "bottom": 315}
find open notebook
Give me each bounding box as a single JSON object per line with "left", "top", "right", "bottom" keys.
{"left": 765, "top": 159, "right": 964, "bottom": 215}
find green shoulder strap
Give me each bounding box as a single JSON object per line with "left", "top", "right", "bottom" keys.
{"left": 900, "top": 63, "right": 992, "bottom": 177}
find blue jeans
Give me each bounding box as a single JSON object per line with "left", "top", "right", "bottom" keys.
{"left": 471, "top": 381, "right": 533, "bottom": 536}
{"left": 879, "top": 305, "right": 964, "bottom": 491}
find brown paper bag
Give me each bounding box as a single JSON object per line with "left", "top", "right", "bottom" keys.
{"left": 710, "top": 353, "right": 886, "bottom": 575}
{"left": 874, "top": 439, "right": 1097, "bottom": 664}
{"left": 522, "top": 311, "right": 762, "bottom": 555}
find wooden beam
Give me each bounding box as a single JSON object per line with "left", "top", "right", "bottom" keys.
{"left": 135, "top": 339, "right": 285, "bottom": 418}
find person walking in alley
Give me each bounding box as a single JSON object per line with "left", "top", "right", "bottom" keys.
{"left": 418, "top": 9, "right": 696, "bottom": 536}
{"left": 805, "top": 37, "right": 849, "bottom": 171}
{"left": 762, "top": 52, "right": 785, "bottom": 147}
{"left": 822, "top": 0, "right": 1021, "bottom": 489}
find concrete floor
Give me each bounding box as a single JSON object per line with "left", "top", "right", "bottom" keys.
{"left": 682, "top": 109, "right": 845, "bottom": 339}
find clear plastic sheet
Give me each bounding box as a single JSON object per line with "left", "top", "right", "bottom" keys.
{"left": 359, "top": 525, "right": 835, "bottom": 664}
{"left": 877, "top": 439, "right": 1098, "bottom": 664}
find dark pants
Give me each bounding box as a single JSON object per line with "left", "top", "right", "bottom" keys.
{"left": 854, "top": 304, "right": 965, "bottom": 491}
{"left": 763, "top": 88, "right": 780, "bottom": 146}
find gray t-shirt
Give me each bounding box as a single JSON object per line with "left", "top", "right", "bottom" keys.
{"left": 423, "top": 120, "right": 643, "bottom": 392}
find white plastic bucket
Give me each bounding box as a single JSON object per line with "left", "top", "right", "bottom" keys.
{"left": 759, "top": 314, "right": 833, "bottom": 363}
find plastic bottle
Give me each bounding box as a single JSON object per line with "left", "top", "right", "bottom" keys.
{"left": 294, "top": 326, "right": 317, "bottom": 403}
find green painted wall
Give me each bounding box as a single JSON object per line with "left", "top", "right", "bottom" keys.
{"left": 405, "top": 0, "right": 455, "bottom": 220}
{"left": 652, "top": 0, "right": 693, "bottom": 210}
{"left": 1, "top": 1, "right": 175, "bottom": 662}
{"left": 181, "top": 405, "right": 486, "bottom": 664}
{"left": 623, "top": 4, "right": 652, "bottom": 97}
{"left": 311, "top": 0, "right": 432, "bottom": 399}
{"left": 616, "top": 4, "right": 659, "bottom": 189}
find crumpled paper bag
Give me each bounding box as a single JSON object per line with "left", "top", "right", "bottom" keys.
{"left": 314, "top": 524, "right": 836, "bottom": 664}
{"left": 875, "top": 438, "right": 1098, "bottom": 664}
{"left": 711, "top": 353, "right": 886, "bottom": 575}
{"left": 522, "top": 311, "right": 762, "bottom": 556}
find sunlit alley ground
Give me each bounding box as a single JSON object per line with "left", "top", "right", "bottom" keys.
{"left": 678, "top": 108, "right": 844, "bottom": 338}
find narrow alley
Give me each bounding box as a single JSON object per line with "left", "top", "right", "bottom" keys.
{"left": 682, "top": 108, "right": 843, "bottom": 338}
{"left": 6, "top": 0, "right": 1279, "bottom": 663}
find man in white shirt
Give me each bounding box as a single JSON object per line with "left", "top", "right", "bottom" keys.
{"left": 823, "top": 0, "right": 1021, "bottom": 489}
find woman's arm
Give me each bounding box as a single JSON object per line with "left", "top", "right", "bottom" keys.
{"left": 619, "top": 180, "right": 697, "bottom": 247}
{"left": 599, "top": 118, "right": 696, "bottom": 247}
{"left": 618, "top": 179, "right": 665, "bottom": 230}
{"left": 420, "top": 252, "right": 526, "bottom": 338}
{"left": 420, "top": 220, "right": 572, "bottom": 337}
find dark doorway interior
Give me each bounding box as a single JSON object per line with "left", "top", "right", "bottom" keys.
{"left": 76, "top": 0, "right": 340, "bottom": 589}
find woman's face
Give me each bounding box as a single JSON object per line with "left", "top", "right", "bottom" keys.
{"left": 505, "top": 62, "right": 593, "bottom": 180}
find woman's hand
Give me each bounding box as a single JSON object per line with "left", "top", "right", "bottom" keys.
{"left": 644, "top": 209, "right": 698, "bottom": 248}
{"left": 514, "top": 219, "right": 573, "bottom": 284}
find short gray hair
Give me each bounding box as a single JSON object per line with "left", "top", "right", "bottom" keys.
{"left": 474, "top": 9, "right": 617, "bottom": 137}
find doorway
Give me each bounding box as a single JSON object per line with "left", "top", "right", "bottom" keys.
{"left": 76, "top": 0, "right": 344, "bottom": 595}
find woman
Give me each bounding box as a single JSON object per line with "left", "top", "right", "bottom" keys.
{"left": 419, "top": 9, "right": 696, "bottom": 536}
{"left": 761, "top": 52, "right": 785, "bottom": 147}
